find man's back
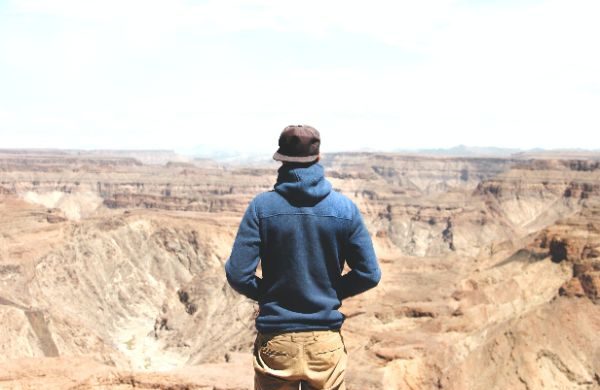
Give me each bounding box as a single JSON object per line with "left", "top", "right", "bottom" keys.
{"left": 224, "top": 125, "right": 381, "bottom": 390}
{"left": 226, "top": 162, "right": 381, "bottom": 333}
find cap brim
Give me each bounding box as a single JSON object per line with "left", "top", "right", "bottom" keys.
{"left": 273, "top": 152, "right": 319, "bottom": 163}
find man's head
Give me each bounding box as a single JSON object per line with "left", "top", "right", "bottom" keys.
{"left": 273, "top": 125, "right": 320, "bottom": 164}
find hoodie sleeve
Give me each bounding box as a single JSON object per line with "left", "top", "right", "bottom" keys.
{"left": 338, "top": 202, "right": 382, "bottom": 300}
{"left": 225, "top": 199, "right": 263, "bottom": 301}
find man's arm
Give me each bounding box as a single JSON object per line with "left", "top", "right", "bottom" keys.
{"left": 337, "top": 203, "right": 381, "bottom": 301}
{"left": 224, "top": 200, "right": 262, "bottom": 301}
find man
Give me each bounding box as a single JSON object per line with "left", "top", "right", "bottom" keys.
{"left": 225, "top": 125, "right": 381, "bottom": 390}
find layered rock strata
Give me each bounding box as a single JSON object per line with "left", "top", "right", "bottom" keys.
{"left": 1, "top": 150, "right": 600, "bottom": 389}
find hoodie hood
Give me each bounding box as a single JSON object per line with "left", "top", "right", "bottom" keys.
{"left": 274, "top": 163, "right": 332, "bottom": 206}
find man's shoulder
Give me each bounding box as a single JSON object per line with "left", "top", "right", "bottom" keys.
{"left": 325, "top": 190, "right": 357, "bottom": 216}
{"left": 251, "top": 190, "right": 279, "bottom": 204}
{"left": 325, "top": 188, "right": 353, "bottom": 204}
{"left": 248, "top": 190, "right": 282, "bottom": 211}
{"left": 250, "top": 189, "right": 357, "bottom": 220}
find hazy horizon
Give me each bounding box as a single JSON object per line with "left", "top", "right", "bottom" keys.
{"left": 2, "top": 144, "right": 600, "bottom": 161}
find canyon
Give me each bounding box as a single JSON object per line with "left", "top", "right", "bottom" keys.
{"left": 0, "top": 149, "right": 599, "bottom": 389}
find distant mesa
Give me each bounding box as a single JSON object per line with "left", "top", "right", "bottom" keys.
{"left": 1, "top": 148, "right": 600, "bottom": 389}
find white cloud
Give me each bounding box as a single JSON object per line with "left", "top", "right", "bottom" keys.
{"left": 1, "top": 0, "right": 600, "bottom": 150}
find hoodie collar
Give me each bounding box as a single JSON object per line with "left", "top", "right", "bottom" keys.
{"left": 274, "top": 163, "right": 332, "bottom": 205}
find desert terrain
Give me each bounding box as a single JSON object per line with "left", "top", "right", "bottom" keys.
{"left": 0, "top": 149, "right": 599, "bottom": 389}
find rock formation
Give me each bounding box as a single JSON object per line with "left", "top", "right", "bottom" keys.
{"left": 1, "top": 149, "right": 599, "bottom": 389}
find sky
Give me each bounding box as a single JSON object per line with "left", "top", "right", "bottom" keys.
{"left": 1, "top": 0, "right": 599, "bottom": 154}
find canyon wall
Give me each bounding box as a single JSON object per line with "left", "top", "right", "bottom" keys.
{"left": 1, "top": 150, "right": 599, "bottom": 389}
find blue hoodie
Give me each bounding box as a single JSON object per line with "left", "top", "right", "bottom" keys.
{"left": 225, "top": 163, "right": 381, "bottom": 333}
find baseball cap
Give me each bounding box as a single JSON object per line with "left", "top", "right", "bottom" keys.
{"left": 273, "top": 125, "right": 320, "bottom": 163}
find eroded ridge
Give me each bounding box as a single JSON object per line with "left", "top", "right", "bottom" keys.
{"left": 1, "top": 150, "right": 599, "bottom": 389}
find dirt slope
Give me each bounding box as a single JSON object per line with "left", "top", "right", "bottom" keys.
{"left": 1, "top": 150, "right": 599, "bottom": 389}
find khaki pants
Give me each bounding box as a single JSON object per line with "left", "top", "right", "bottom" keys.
{"left": 253, "top": 329, "right": 348, "bottom": 390}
